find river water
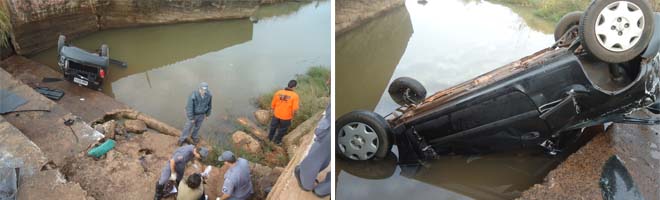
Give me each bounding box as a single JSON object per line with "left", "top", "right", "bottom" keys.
{"left": 336, "top": 0, "right": 560, "bottom": 199}
{"left": 31, "top": 1, "right": 330, "bottom": 145}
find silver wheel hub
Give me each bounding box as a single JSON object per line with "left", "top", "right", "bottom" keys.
{"left": 595, "top": 1, "right": 644, "bottom": 52}
{"left": 338, "top": 122, "right": 380, "bottom": 160}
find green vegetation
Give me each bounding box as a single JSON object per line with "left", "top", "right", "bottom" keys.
{"left": 256, "top": 66, "right": 330, "bottom": 130}
{"left": 488, "top": 0, "right": 588, "bottom": 23}
{"left": 0, "top": 2, "right": 11, "bottom": 49}
{"left": 204, "top": 143, "right": 264, "bottom": 167}
{"left": 490, "top": 0, "right": 660, "bottom": 25}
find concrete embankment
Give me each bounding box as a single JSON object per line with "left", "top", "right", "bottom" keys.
{"left": 519, "top": 121, "right": 660, "bottom": 200}
{"left": 2, "top": 0, "right": 262, "bottom": 56}
{"left": 335, "top": 0, "right": 405, "bottom": 36}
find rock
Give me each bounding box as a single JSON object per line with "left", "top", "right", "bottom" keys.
{"left": 93, "top": 124, "right": 105, "bottom": 134}
{"left": 124, "top": 120, "right": 147, "bottom": 133}
{"left": 282, "top": 112, "right": 323, "bottom": 151}
{"left": 254, "top": 110, "right": 272, "bottom": 126}
{"left": 232, "top": 131, "right": 262, "bottom": 154}
{"left": 102, "top": 120, "right": 117, "bottom": 139}
{"left": 236, "top": 117, "right": 268, "bottom": 140}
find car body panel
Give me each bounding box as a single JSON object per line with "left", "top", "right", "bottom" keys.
{"left": 389, "top": 37, "right": 660, "bottom": 164}
{"left": 57, "top": 45, "right": 109, "bottom": 89}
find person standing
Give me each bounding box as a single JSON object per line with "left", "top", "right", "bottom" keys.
{"left": 179, "top": 82, "right": 213, "bottom": 146}
{"left": 218, "top": 151, "right": 253, "bottom": 200}
{"left": 268, "top": 80, "right": 299, "bottom": 145}
{"left": 154, "top": 145, "right": 209, "bottom": 200}
{"left": 295, "top": 100, "right": 331, "bottom": 197}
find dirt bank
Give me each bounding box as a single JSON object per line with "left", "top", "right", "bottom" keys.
{"left": 335, "top": 0, "right": 405, "bottom": 36}
{"left": 519, "top": 117, "right": 660, "bottom": 200}
{"left": 3, "top": 0, "right": 261, "bottom": 56}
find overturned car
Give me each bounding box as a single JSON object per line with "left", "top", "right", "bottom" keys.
{"left": 57, "top": 35, "right": 109, "bottom": 90}
{"left": 337, "top": 0, "right": 660, "bottom": 164}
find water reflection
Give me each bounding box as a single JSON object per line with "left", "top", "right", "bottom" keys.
{"left": 337, "top": 150, "right": 559, "bottom": 200}
{"left": 336, "top": 6, "right": 413, "bottom": 116}
{"left": 31, "top": 1, "right": 330, "bottom": 145}
{"left": 371, "top": 0, "right": 553, "bottom": 115}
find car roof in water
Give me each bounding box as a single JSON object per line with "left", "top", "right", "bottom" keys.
{"left": 60, "top": 46, "right": 109, "bottom": 68}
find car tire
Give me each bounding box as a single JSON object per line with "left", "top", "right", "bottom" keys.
{"left": 555, "top": 11, "right": 583, "bottom": 41}
{"left": 580, "top": 0, "right": 654, "bottom": 63}
{"left": 100, "top": 44, "right": 109, "bottom": 57}
{"left": 336, "top": 110, "right": 392, "bottom": 161}
{"left": 388, "top": 77, "right": 427, "bottom": 106}
{"left": 57, "top": 35, "right": 65, "bottom": 53}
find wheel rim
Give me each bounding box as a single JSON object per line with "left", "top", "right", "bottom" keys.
{"left": 338, "top": 122, "right": 380, "bottom": 160}
{"left": 595, "top": 1, "right": 645, "bottom": 52}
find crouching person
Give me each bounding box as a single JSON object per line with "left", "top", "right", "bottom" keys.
{"left": 218, "top": 151, "right": 253, "bottom": 200}
{"left": 154, "top": 145, "right": 209, "bottom": 200}
{"left": 177, "top": 173, "right": 206, "bottom": 200}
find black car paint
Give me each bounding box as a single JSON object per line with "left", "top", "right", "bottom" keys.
{"left": 391, "top": 15, "right": 660, "bottom": 165}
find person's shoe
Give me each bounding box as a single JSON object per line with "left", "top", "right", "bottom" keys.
{"left": 294, "top": 165, "right": 310, "bottom": 191}
{"left": 177, "top": 140, "right": 184, "bottom": 146}
{"left": 312, "top": 188, "right": 330, "bottom": 198}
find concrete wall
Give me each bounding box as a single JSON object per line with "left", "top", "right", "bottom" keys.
{"left": 4, "top": 0, "right": 261, "bottom": 56}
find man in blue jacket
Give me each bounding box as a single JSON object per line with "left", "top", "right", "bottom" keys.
{"left": 178, "top": 82, "right": 213, "bottom": 146}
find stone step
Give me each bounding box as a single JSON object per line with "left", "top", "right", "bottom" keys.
{"left": 1, "top": 116, "right": 91, "bottom": 200}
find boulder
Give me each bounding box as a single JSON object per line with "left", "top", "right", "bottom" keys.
{"left": 102, "top": 120, "right": 117, "bottom": 139}
{"left": 254, "top": 110, "right": 272, "bottom": 126}
{"left": 232, "top": 131, "right": 262, "bottom": 154}
{"left": 124, "top": 120, "right": 147, "bottom": 133}
{"left": 236, "top": 117, "right": 268, "bottom": 140}
{"left": 282, "top": 112, "right": 323, "bottom": 151}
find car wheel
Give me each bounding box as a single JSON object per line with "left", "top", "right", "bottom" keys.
{"left": 100, "top": 44, "right": 109, "bottom": 57}
{"left": 336, "top": 110, "right": 392, "bottom": 160}
{"left": 555, "top": 11, "right": 583, "bottom": 41}
{"left": 580, "top": 0, "right": 654, "bottom": 63}
{"left": 388, "top": 77, "right": 427, "bottom": 106}
{"left": 57, "top": 35, "right": 65, "bottom": 54}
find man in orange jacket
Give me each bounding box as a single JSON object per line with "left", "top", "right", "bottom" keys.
{"left": 268, "top": 80, "right": 300, "bottom": 145}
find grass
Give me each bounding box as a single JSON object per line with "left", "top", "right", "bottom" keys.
{"left": 488, "top": 0, "right": 588, "bottom": 23}
{"left": 256, "top": 66, "right": 330, "bottom": 130}
{"left": 489, "top": 0, "right": 660, "bottom": 25}
{"left": 204, "top": 142, "right": 265, "bottom": 167}
{"left": 0, "top": 1, "right": 11, "bottom": 49}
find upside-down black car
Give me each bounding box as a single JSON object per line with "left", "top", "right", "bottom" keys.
{"left": 337, "top": 0, "right": 660, "bottom": 164}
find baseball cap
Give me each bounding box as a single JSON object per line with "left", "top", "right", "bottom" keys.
{"left": 197, "top": 147, "right": 209, "bottom": 159}
{"left": 217, "top": 151, "right": 236, "bottom": 162}
{"left": 199, "top": 82, "right": 209, "bottom": 91}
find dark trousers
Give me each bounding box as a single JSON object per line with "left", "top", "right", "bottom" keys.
{"left": 268, "top": 117, "right": 291, "bottom": 144}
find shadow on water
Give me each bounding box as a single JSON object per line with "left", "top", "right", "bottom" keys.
{"left": 337, "top": 149, "right": 562, "bottom": 200}
{"left": 30, "top": 1, "right": 331, "bottom": 147}
{"left": 335, "top": 6, "right": 413, "bottom": 117}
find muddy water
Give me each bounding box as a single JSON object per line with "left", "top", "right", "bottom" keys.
{"left": 31, "top": 1, "right": 330, "bottom": 145}
{"left": 336, "top": 0, "right": 559, "bottom": 199}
